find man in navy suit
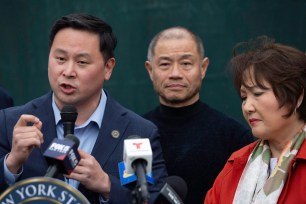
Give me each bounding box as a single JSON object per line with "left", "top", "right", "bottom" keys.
{"left": 0, "top": 13, "right": 167, "bottom": 203}
{"left": 0, "top": 86, "right": 14, "bottom": 109}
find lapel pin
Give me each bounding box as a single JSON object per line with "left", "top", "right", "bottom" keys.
{"left": 111, "top": 130, "right": 120, "bottom": 138}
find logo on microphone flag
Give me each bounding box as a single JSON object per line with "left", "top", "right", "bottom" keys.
{"left": 118, "top": 161, "right": 154, "bottom": 185}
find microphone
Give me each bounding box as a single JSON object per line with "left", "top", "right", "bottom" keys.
{"left": 44, "top": 134, "right": 81, "bottom": 178}
{"left": 60, "top": 105, "right": 78, "bottom": 136}
{"left": 155, "top": 176, "right": 188, "bottom": 204}
{"left": 123, "top": 135, "right": 153, "bottom": 203}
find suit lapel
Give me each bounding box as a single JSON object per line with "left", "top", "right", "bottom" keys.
{"left": 32, "top": 92, "right": 57, "bottom": 154}
{"left": 90, "top": 96, "right": 129, "bottom": 167}
{"left": 30, "top": 92, "right": 59, "bottom": 174}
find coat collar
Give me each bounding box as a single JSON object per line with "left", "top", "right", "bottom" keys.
{"left": 296, "top": 139, "right": 306, "bottom": 160}
{"left": 229, "top": 139, "right": 306, "bottom": 162}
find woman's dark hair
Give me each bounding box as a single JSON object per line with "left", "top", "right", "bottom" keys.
{"left": 230, "top": 36, "right": 306, "bottom": 120}
{"left": 49, "top": 13, "right": 117, "bottom": 61}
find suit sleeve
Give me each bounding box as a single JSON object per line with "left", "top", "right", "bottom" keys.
{"left": 0, "top": 110, "right": 11, "bottom": 192}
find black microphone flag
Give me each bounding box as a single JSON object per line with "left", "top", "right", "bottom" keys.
{"left": 44, "top": 134, "right": 80, "bottom": 178}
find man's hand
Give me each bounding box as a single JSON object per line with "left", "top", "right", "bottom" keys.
{"left": 6, "top": 114, "right": 43, "bottom": 173}
{"left": 66, "top": 149, "right": 111, "bottom": 198}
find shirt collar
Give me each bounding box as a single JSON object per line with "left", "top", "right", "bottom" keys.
{"left": 52, "top": 89, "right": 107, "bottom": 128}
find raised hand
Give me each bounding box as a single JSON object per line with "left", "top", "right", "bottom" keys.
{"left": 6, "top": 114, "right": 43, "bottom": 173}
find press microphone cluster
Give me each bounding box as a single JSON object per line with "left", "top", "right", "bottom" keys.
{"left": 121, "top": 135, "right": 187, "bottom": 204}
{"left": 155, "top": 176, "right": 188, "bottom": 204}
{"left": 122, "top": 135, "right": 153, "bottom": 203}
{"left": 44, "top": 105, "right": 80, "bottom": 178}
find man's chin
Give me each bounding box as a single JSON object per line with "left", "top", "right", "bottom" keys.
{"left": 54, "top": 93, "right": 78, "bottom": 106}
{"left": 161, "top": 96, "right": 189, "bottom": 106}
{"left": 163, "top": 95, "right": 184, "bottom": 102}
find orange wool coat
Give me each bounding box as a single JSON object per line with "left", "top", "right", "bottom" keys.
{"left": 204, "top": 140, "right": 306, "bottom": 204}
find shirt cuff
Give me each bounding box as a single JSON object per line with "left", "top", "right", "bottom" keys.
{"left": 4, "top": 153, "right": 23, "bottom": 186}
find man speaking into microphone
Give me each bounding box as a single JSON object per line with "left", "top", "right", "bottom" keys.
{"left": 0, "top": 13, "right": 167, "bottom": 204}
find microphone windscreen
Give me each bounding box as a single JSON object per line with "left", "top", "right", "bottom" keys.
{"left": 61, "top": 105, "right": 77, "bottom": 113}
{"left": 61, "top": 105, "right": 78, "bottom": 122}
{"left": 127, "top": 135, "right": 141, "bottom": 139}
{"left": 165, "top": 176, "right": 188, "bottom": 202}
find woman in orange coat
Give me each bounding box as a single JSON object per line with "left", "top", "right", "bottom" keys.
{"left": 204, "top": 36, "right": 306, "bottom": 204}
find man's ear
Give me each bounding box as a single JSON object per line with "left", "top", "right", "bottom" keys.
{"left": 104, "top": 58, "right": 116, "bottom": 80}
{"left": 145, "top": 60, "right": 154, "bottom": 81}
{"left": 200, "top": 57, "right": 209, "bottom": 80}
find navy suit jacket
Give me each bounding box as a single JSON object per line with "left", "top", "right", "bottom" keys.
{"left": 0, "top": 91, "right": 167, "bottom": 203}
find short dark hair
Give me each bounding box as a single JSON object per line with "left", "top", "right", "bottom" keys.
{"left": 230, "top": 36, "right": 306, "bottom": 120}
{"left": 49, "top": 13, "right": 117, "bottom": 61}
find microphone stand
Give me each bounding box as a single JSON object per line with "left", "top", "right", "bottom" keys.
{"left": 131, "top": 188, "right": 149, "bottom": 204}
{"left": 131, "top": 162, "right": 149, "bottom": 204}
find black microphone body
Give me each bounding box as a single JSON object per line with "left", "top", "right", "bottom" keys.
{"left": 155, "top": 176, "right": 188, "bottom": 204}
{"left": 133, "top": 159, "right": 150, "bottom": 202}
{"left": 123, "top": 136, "right": 153, "bottom": 204}
{"left": 45, "top": 105, "right": 79, "bottom": 178}
{"left": 60, "top": 105, "right": 78, "bottom": 136}
{"left": 45, "top": 163, "right": 61, "bottom": 178}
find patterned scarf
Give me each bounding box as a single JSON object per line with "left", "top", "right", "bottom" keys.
{"left": 233, "top": 126, "right": 306, "bottom": 204}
